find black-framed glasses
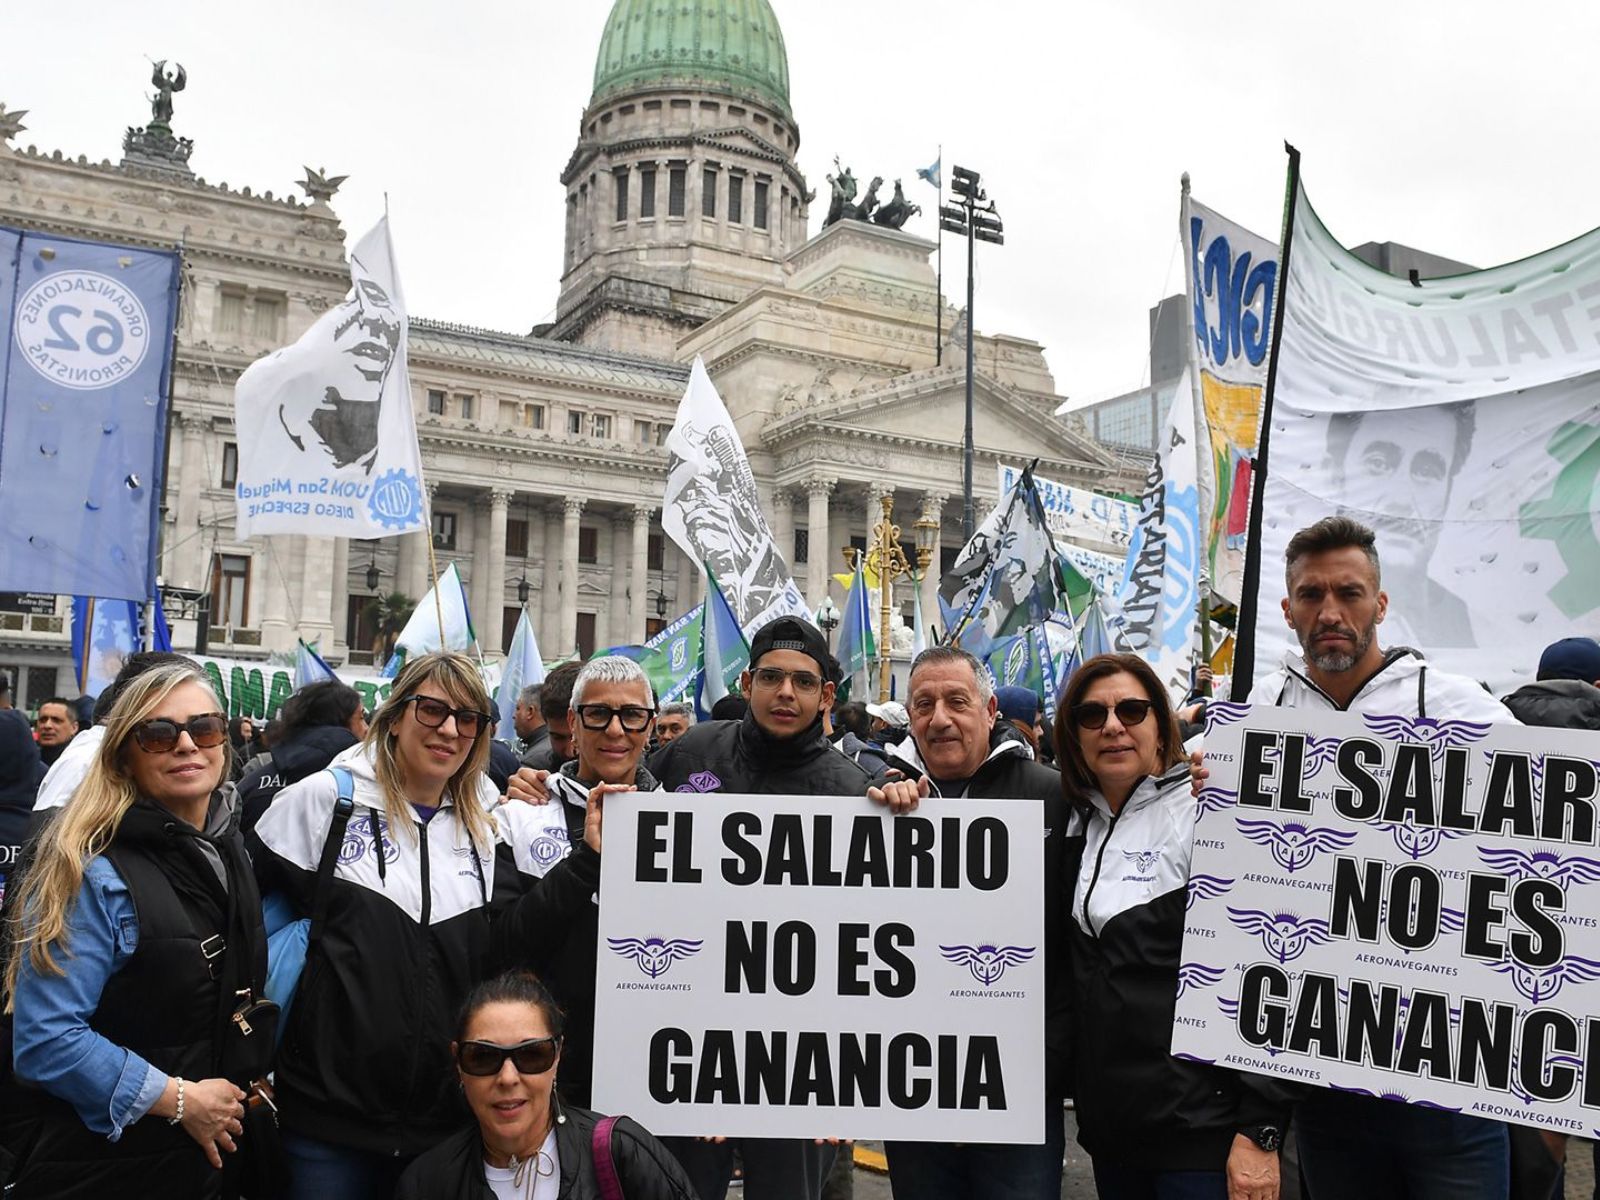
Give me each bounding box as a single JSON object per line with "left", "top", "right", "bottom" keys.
{"left": 1070, "top": 699, "right": 1154, "bottom": 731}
{"left": 574, "top": 703, "right": 656, "bottom": 732}
{"left": 456, "top": 1036, "right": 561, "bottom": 1077}
{"left": 401, "top": 695, "right": 493, "bottom": 739}
{"left": 751, "top": 666, "right": 823, "bottom": 694}
{"left": 131, "top": 713, "right": 229, "bottom": 754}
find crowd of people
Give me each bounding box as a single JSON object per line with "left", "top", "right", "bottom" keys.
{"left": 0, "top": 513, "right": 1594, "bottom": 1199}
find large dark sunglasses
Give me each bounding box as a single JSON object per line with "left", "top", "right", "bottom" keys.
{"left": 1071, "top": 699, "right": 1154, "bottom": 730}
{"left": 575, "top": 703, "right": 657, "bottom": 732}
{"left": 401, "top": 695, "right": 493, "bottom": 739}
{"left": 456, "top": 1036, "right": 561, "bottom": 1077}
{"left": 131, "top": 713, "right": 230, "bottom": 753}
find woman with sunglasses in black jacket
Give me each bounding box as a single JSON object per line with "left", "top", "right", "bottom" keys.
{"left": 397, "top": 970, "right": 695, "bottom": 1199}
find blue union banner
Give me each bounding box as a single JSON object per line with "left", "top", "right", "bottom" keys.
{"left": 0, "top": 226, "right": 180, "bottom": 601}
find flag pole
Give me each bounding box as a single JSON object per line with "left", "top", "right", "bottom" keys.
{"left": 1181, "top": 172, "right": 1214, "bottom": 698}
{"left": 424, "top": 525, "right": 446, "bottom": 648}
{"left": 935, "top": 144, "right": 943, "bottom": 368}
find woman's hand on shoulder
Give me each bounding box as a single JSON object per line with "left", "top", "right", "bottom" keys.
{"left": 507, "top": 768, "right": 552, "bottom": 805}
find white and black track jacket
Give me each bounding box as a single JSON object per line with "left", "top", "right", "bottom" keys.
{"left": 249, "top": 745, "right": 599, "bottom": 1155}
{"left": 1069, "top": 764, "right": 1290, "bottom": 1170}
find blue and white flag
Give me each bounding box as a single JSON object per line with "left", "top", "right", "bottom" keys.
{"left": 916, "top": 156, "right": 941, "bottom": 189}
{"left": 233, "top": 217, "right": 426, "bottom": 539}
{"left": 836, "top": 556, "right": 876, "bottom": 698}
{"left": 940, "top": 466, "right": 1061, "bottom": 657}
{"left": 152, "top": 593, "right": 174, "bottom": 653}
{"left": 388, "top": 562, "right": 476, "bottom": 675}
{"left": 294, "top": 638, "right": 338, "bottom": 691}
{"left": 496, "top": 609, "right": 547, "bottom": 741}
{"left": 1, "top": 227, "right": 180, "bottom": 601}
{"left": 697, "top": 564, "right": 750, "bottom": 719}
{"left": 71, "top": 596, "right": 141, "bottom": 698}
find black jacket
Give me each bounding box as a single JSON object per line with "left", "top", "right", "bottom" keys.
{"left": 517, "top": 724, "right": 551, "bottom": 766}
{"left": 1068, "top": 765, "right": 1290, "bottom": 1170}
{"left": 0, "top": 710, "right": 42, "bottom": 892}
{"left": 236, "top": 724, "right": 359, "bottom": 832}
{"left": 649, "top": 713, "right": 875, "bottom": 796}
{"left": 882, "top": 731, "right": 1077, "bottom": 1102}
{"left": 1502, "top": 679, "right": 1600, "bottom": 730}
{"left": 396, "top": 1104, "right": 697, "bottom": 1200}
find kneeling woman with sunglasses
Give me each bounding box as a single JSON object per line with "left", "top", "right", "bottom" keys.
{"left": 6, "top": 662, "right": 268, "bottom": 1199}
{"left": 398, "top": 970, "right": 695, "bottom": 1200}
{"left": 1055, "top": 653, "right": 1290, "bottom": 1200}
{"left": 251, "top": 652, "right": 547, "bottom": 1200}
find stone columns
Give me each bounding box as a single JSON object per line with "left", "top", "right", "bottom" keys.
{"left": 675, "top": 543, "right": 700, "bottom": 613}
{"left": 259, "top": 539, "right": 291, "bottom": 648}
{"left": 804, "top": 477, "right": 834, "bottom": 610}
{"left": 919, "top": 492, "right": 948, "bottom": 645}
{"left": 629, "top": 505, "right": 652, "bottom": 643}
{"left": 408, "top": 485, "right": 437, "bottom": 602}
{"left": 770, "top": 488, "right": 794, "bottom": 570}
{"left": 608, "top": 512, "right": 630, "bottom": 646}
{"left": 484, "top": 490, "right": 511, "bottom": 655}
{"left": 538, "top": 502, "right": 560, "bottom": 649}
{"left": 330, "top": 538, "right": 350, "bottom": 650}
{"left": 558, "top": 498, "right": 584, "bottom": 658}
{"left": 172, "top": 414, "right": 206, "bottom": 589}
{"left": 297, "top": 535, "right": 335, "bottom": 651}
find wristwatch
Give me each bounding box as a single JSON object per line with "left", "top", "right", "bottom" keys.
{"left": 1240, "top": 1124, "right": 1282, "bottom": 1152}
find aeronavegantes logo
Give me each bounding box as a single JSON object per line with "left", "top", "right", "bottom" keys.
{"left": 15, "top": 270, "right": 152, "bottom": 390}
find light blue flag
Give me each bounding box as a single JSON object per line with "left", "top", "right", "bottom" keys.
{"left": 836, "top": 557, "right": 877, "bottom": 701}
{"left": 294, "top": 639, "right": 338, "bottom": 691}
{"left": 916, "top": 156, "right": 941, "bottom": 189}
{"left": 495, "top": 609, "right": 547, "bottom": 741}
{"left": 697, "top": 563, "right": 750, "bottom": 719}
{"left": 71, "top": 596, "right": 141, "bottom": 698}
{"left": 152, "top": 593, "right": 173, "bottom": 653}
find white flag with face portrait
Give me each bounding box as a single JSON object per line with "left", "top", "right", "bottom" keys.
{"left": 233, "top": 217, "right": 426, "bottom": 539}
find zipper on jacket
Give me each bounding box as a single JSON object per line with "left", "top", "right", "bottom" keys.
{"left": 1080, "top": 803, "right": 1125, "bottom": 938}
{"left": 400, "top": 818, "right": 432, "bottom": 1142}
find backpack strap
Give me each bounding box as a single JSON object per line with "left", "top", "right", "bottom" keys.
{"left": 307, "top": 767, "right": 357, "bottom": 948}
{"left": 592, "top": 1114, "right": 626, "bottom": 1200}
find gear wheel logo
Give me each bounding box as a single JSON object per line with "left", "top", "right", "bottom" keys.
{"left": 1519, "top": 420, "right": 1600, "bottom": 619}
{"left": 367, "top": 468, "right": 422, "bottom": 531}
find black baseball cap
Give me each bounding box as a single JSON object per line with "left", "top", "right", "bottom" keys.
{"left": 748, "top": 617, "right": 831, "bottom": 679}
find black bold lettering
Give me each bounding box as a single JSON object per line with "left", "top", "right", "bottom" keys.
{"left": 772, "top": 920, "right": 817, "bottom": 996}
{"left": 938, "top": 1034, "right": 957, "bottom": 1109}
{"left": 1381, "top": 745, "right": 1439, "bottom": 828}
{"left": 893, "top": 818, "right": 936, "bottom": 888}
{"left": 837, "top": 1033, "right": 881, "bottom": 1106}
{"left": 670, "top": 811, "right": 701, "bottom": 882}
{"left": 967, "top": 817, "right": 1008, "bottom": 890}
{"left": 744, "top": 1030, "right": 787, "bottom": 1104}
{"left": 1519, "top": 1011, "right": 1580, "bottom": 1102}
{"left": 1463, "top": 874, "right": 1510, "bottom": 962}
{"left": 838, "top": 924, "right": 870, "bottom": 996}
{"left": 1343, "top": 980, "right": 1399, "bottom": 1070}
{"left": 1439, "top": 747, "right": 1477, "bottom": 831}
{"left": 1386, "top": 864, "right": 1443, "bottom": 951}
{"left": 941, "top": 818, "right": 962, "bottom": 889}
{"left": 961, "top": 1037, "right": 1007, "bottom": 1110}
{"left": 1396, "top": 991, "right": 1453, "bottom": 1080}
{"left": 1238, "top": 963, "right": 1289, "bottom": 1048}
{"left": 810, "top": 815, "right": 842, "bottom": 886}
{"left": 1481, "top": 753, "right": 1538, "bottom": 838}
{"left": 1510, "top": 879, "right": 1565, "bottom": 968}
{"left": 637, "top": 811, "right": 669, "bottom": 882}
{"left": 721, "top": 813, "right": 762, "bottom": 884}
{"left": 649, "top": 1027, "right": 693, "bottom": 1102}
{"left": 1584, "top": 1018, "right": 1600, "bottom": 1108}
{"left": 764, "top": 814, "right": 809, "bottom": 885}
{"left": 1278, "top": 734, "right": 1315, "bottom": 812}
{"left": 1456, "top": 997, "right": 1515, "bottom": 1089}
{"left": 1287, "top": 973, "right": 1341, "bottom": 1057}
{"left": 694, "top": 1030, "right": 739, "bottom": 1103}
{"left": 1332, "top": 739, "right": 1385, "bottom": 819}
{"left": 888, "top": 1033, "right": 932, "bottom": 1108}
{"left": 874, "top": 923, "right": 916, "bottom": 997}
{"left": 1239, "top": 730, "right": 1280, "bottom": 808}
{"left": 1541, "top": 757, "right": 1599, "bottom": 845}
{"left": 726, "top": 921, "right": 767, "bottom": 993}
{"left": 845, "top": 817, "right": 889, "bottom": 888}
{"left": 789, "top": 1032, "right": 836, "bottom": 1106}
{"left": 1331, "top": 857, "right": 1385, "bottom": 942}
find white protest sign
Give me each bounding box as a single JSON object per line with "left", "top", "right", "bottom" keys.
{"left": 1175, "top": 703, "right": 1600, "bottom": 1133}
{"left": 998, "top": 463, "right": 1137, "bottom": 551}
{"left": 592, "top": 792, "right": 1045, "bottom": 1141}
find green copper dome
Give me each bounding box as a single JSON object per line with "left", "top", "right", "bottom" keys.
{"left": 591, "top": 0, "right": 792, "bottom": 117}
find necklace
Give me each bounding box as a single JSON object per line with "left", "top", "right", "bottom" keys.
{"left": 486, "top": 1122, "right": 556, "bottom": 1196}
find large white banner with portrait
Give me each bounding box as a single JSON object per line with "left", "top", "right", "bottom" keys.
{"left": 1175, "top": 703, "right": 1600, "bottom": 1133}
{"left": 591, "top": 792, "right": 1046, "bottom": 1141}
{"left": 1244, "top": 180, "right": 1600, "bottom": 695}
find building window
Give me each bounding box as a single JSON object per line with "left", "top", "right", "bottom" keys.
{"left": 702, "top": 167, "right": 717, "bottom": 218}
{"left": 502, "top": 607, "right": 522, "bottom": 651}
{"left": 567, "top": 410, "right": 584, "bottom": 435}
{"left": 645, "top": 617, "right": 665, "bottom": 640}
{"left": 433, "top": 511, "right": 457, "bottom": 551}
{"left": 347, "top": 594, "right": 377, "bottom": 650}
{"left": 655, "top": 424, "right": 669, "bottom": 446}
{"left": 636, "top": 421, "right": 652, "bottom": 444}
{"left": 754, "top": 179, "right": 770, "bottom": 230}
{"left": 728, "top": 174, "right": 744, "bottom": 224}
{"left": 668, "top": 165, "right": 686, "bottom": 216}
{"left": 26, "top": 666, "right": 57, "bottom": 709}
{"left": 211, "top": 554, "right": 250, "bottom": 628}
{"left": 639, "top": 167, "right": 656, "bottom": 217}
{"left": 506, "top": 519, "right": 528, "bottom": 559}
{"left": 427, "top": 389, "right": 446, "bottom": 416}
{"left": 591, "top": 414, "right": 611, "bottom": 439}
{"left": 220, "top": 442, "right": 238, "bottom": 488}
{"left": 524, "top": 404, "right": 545, "bottom": 430}
{"left": 456, "top": 393, "right": 474, "bottom": 420}
{"left": 614, "top": 169, "right": 629, "bottom": 221}
{"left": 793, "top": 528, "right": 809, "bottom": 564}
{"left": 576, "top": 612, "right": 597, "bottom": 660}
{"left": 251, "top": 294, "right": 284, "bottom": 340}
{"left": 578, "top": 527, "right": 598, "bottom": 564}
{"left": 647, "top": 532, "right": 664, "bottom": 571}
{"left": 217, "top": 289, "right": 245, "bottom": 334}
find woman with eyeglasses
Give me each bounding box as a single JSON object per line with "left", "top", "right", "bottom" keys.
{"left": 1055, "top": 653, "right": 1289, "bottom": 1200}
{"left": 397, "top": 969, "right": 695, "bottom": 1200}
{"left": 250, "top": 651, "right": 545, "bottom": 1200}
{"left": 5, "top": 661, "right": 269, "bottom": 1199}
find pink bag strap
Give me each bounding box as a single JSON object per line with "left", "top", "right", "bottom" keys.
{"left": 592, "top": 1114, "right": 625, "bottom": 1200}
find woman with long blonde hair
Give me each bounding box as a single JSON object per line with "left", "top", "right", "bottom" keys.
{"left": 5, "top": 660, "right": 269, "bottom": 1199}
{"left": 249, "top": 650, "right": 536, "bottom": 1199}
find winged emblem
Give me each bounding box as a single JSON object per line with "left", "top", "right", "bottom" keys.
{"left": 1204, "top": 702, "right": 1252, "bottom": 731}
{"left": 1491, "top": 954, "right": 1600, "bottom": 1004}
{"left": 1380, "top": 818, "right": 1468, "bottom": 861}
{"left": 939, "top": 943, "right": 1036, "bottom": 987}
{"left": 1186, "top": 873, "right": 1236, "bottom": 910}
{"left": 1122, "top": 848, "right": 1162, "bottom": 874}
{"left": 1226, "top": 907, "right": 1333, "bottom": 964}
{"left": 606, "top": 935, "right": 704, "bottom": 980}
{"left": 1361, "top": 714, "right": 1493, "bottom": 759}
{"left": 1195, "top": 786, "right": 1237, "bottom": 824}
{"left": 1476, "top": 846, "right": 1600, "bottom": 888}
{"left": 1330, "top": 1086, "right": 1460, "bottom": 1111}
{"left": 1175, "top": 962, "right": 1227, "bottom": 998}
{"left": 1236, "top": 818, "right": 1357, "bottom": 873}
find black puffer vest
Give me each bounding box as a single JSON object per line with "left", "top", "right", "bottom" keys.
{"left": 11, "top": 799, "right": 266, "bottom": 1200}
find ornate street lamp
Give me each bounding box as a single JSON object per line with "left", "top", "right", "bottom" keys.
{"left": 816, "top": 596, "right": 840, "bottom": 648}
{"left": 654, "top": 591, "right": 669, "bottom": 620}
{"left": 365, "top": 549, "right": 381, "bottom": 593}
{"left": 516, "top": 573, "right": 531, "bottom": 606}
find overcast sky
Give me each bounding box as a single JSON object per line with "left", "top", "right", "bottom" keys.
{"left": 8, "top": 1, "right": 1598, "bottom": 407}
